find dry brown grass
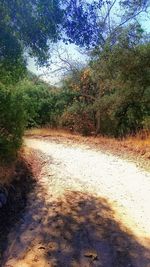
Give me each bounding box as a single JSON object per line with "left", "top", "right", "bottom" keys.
{"left": 25, "top": 128, "right": 150, "bottom": 171}
{"left": 25, "top": 127, "right": 77, "bottom": 138}
{"left": 0, "top": 162, "right": 16, "bottom": 185}
{"left": 0, "top": 144, "right": 43, "bottom": 186}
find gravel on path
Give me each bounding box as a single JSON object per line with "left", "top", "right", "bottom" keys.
{"left": 2, "top": 137, "right": 150, "bottom": 267}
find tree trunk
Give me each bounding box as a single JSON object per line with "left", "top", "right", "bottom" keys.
{"left": 95, "top": 110, "right": 101, "bottom": 136}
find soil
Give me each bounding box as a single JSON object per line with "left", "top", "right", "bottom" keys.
{"left": 1, "top": 136, "right": 150, "bottom": 267}
{"left": 0, "top": 155, "right": 36, "bottom": 265}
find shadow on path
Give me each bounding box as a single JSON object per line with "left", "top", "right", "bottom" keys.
{"left": 2, "top": 187, "right": 150, "bottom": 267}
{"left": 0, "top": 158, "right": 36, "bottom": 265}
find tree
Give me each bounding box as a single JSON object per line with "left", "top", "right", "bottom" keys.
{"left": 1, "top": 0, "right": 149, "bottom": 69}
{"left": 63, "top": 0, "right": 149, "bottom": 48}
{"left": 0, "top": 0, "right": 63, "bottom": 64}
{"left": 91, "top": 38, "right": 150, "bottom": 136}
{"left": 0, "top": 83, "right": 26, "bottom": 161}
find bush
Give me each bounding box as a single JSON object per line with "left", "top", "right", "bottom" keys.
{"left": 142, "top": 116, "right": 150, "bottom": 131}
{"left": 0, "top": 84, "right": 26, "bottom": 161}
{"left": 60, "top": 102, "right": 95, "bottom": 135}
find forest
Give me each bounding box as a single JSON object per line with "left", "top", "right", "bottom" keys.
{"left": 0, "top": 0, "right": 150, "bottom": 163}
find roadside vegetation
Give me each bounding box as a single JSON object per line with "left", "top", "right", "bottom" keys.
{"left": 0, "top": 0, "right": 150, "bottom": 181}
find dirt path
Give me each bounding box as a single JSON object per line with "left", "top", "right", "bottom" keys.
{"left": 2, "top": 137, "right": 150, "bottom": 267}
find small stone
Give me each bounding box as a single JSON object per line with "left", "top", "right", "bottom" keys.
{"left": 84, "top": 250, "right": 98, "bottom": 261}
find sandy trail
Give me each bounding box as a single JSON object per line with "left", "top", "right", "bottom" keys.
{"left": 2, "top": 137, "right": 150, "bottom": 267}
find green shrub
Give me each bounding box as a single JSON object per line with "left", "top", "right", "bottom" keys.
{"left": 142, "top": 116, "right": 150, "bottom": 131}
{"left": 0, "top": 84, "right": 26, "bottom": 161}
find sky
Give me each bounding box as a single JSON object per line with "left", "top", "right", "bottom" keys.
{"left": 27, "top": 42, "right": 89, "bottom": 85}
{"left": 27, "top": 6, "right": 150, "bottom": 85}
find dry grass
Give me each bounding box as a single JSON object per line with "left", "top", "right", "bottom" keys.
{"left": 0, "top": 144, "right": 43, "bottom": 186}
{"left": 25, "top": 127, "right": 77, "bottom": 138}
{"left": 0, "top": 162, "right": 16, "bottom": 185}
{"left": 25, "top": 128, "right": 150, "bottom": 171}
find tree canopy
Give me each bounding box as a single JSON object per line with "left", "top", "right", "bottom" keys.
{"left": 0, "top": 0, "right": 150, "bottom": 161}
{"left": 1, "top": 0, "right": 149, "bottom": 66}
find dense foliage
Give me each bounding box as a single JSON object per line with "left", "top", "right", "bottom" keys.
{"left": 14, "top": 39, "right": 150, "bottom": 138}
{"left": 0, "top": 83, "right": 26, "bottom": 161}
{"left": 91, "top": 40, "right": 150, "bottom": 136}
{"left": 21, "top": 79, "right": 76, "bottom": 128}
{"left": 0, "top": 0, "right": 150, "bottom": 161}
{"left": 0, "top": 39, "right": 150, "bottom": 161}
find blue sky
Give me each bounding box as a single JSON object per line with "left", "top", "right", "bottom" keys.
{"left": 27, "top": 42, "right": 88, "bottom": 85}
